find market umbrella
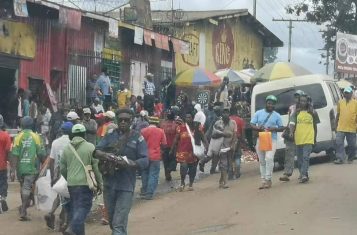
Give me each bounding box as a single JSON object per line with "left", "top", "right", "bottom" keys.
{"left": 336, "top": 80, "right": 354, "bottom": 89}
{"left": 240, "top": 68, "right": 256, "bottom": 77}
{"left": 253, "top": 62, "right": 311, "bottom": 82}
{"left": 175, "top": 68, "right": 221, "bottom": 87}
{"left": 215, "top": 68, "right": 250, "bottom": 84}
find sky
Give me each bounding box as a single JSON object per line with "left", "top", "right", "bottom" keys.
{"left": 150, "top": 0, "right": 332, "bottom": 74}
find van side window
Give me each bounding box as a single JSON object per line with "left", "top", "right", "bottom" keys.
{"left": 326, "top": 82, "right": 338, "bottom": 104}
{"left": 255, "top": 84, "right": 328, "bottom": 115}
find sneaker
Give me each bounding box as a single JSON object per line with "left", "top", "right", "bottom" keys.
{"left": 299, "top": 176, "right": 309, "bottom": 183}
{"left": 264, "top": 180, "right": 272, "bottom": 189}
{"left": 187, "top": 186, "right": 194, "bottom": 191}
{"left": 279, "top": 175, "right": 290, "bottom": 182}
{"left": 101, "top": 218, "right": 109, "bottom": 225}
{"left": 178, "top": 185, "right": 185, "bottom": 192}
{"left": 334, "top": 159, "right": 344, "bottom": 164}
{"left": 219, "top": 184, "right": 229, "bottom": 189}
{"left": 143, "top": 195, "right": 153, "bottom": 200}
{"left": 258, "top": 181, "right": 267, "bottom": 190}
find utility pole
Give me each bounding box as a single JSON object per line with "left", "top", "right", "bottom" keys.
{"left": 272, "top": 18, "right": 308, "bottom": 62}
{"left": 253, "top": 0, "right": 257, "bottom": 17}
{"left": 318, "top": 48, "right": 330, "bottom": 75}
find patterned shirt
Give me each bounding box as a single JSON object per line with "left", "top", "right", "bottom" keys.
{"left": 143, "top": 81, "right": 155, "bottom": 95}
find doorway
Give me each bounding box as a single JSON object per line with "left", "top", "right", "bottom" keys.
{"left": 0, "top": 67, "right": 17, "bottom": 127}
{"left": 130, "top": 60, "right": 148, "bottom": 97}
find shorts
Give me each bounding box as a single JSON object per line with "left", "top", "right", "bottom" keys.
{"left": 19, "top": 175, "right": 37, "bottom": 196}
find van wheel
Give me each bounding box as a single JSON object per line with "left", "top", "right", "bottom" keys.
{"left": 326, "top": 149, "right": 336, "bottom": 161}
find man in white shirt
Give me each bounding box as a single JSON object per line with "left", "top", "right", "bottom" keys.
{"left": 44, "top": 122, "right": 73, "bottom": 231}
{"left": 194, "top": 104, "right": 206, "bottom": 127}
{"left": 92, "top": 98, "right": 104, "bottom": 114}
{"left": 143, "top": 73, "right": 156, "bottom": 115}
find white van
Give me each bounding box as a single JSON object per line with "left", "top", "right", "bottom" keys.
{"left": 251, "top": 74, "right": 342, "bottom": 165}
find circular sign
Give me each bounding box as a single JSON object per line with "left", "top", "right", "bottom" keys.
{"left": 196, "top": 90, "right": 210, "bottom": 106}
{"left": 212, "top": 23, "right": 234, "bottom": 70}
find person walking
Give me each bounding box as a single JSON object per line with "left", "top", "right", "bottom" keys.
{"left": 334, "top": 86, "right": 357, "bottom": 164}
{"left": 95, "top": 109, "right": 149, "bottom": 235}
{"left": 140, "top": 117, "right": 167, "bottom": 200}
{"left": 280, "top": 90, "right": 304, "bottom": 182}
{"left": 193, "top": 104, "right": 206, "bottom": 128}
{"left": 288, "top": 94, "right": 319, "bottom": 183}
{"left": 82, "top": 108, "right": 98, "bottom": 145}
{"left": 171, "top": 113, "right": 207, "bottom": 191}
{"left": 11, "top": 116, "right": 46, "bottom": 221}
{"left": 213, "top": 107, "right": 237, "bottom": 188}
{"left": 251, "top": 95, "right": 284, "bottom": 189}
{"left": 96, "top": 67, "right": 112, "bottom": 111}
{"left": 45, "top": 121, "right": 73, "bottom": 230}
{"left": 142, "top": 73, "right": 156, "bottom": 115}
{"left": 160, "top": 109, "right": 178, "bottom": 181}
{"left": 133, "top": 110, "right": 149, "bottom": 132}
{"left": 60, "top": 124, "right": 103, "bottom": 235}
{"left": 0, "top": 115, "right": 11, "bottom": 212}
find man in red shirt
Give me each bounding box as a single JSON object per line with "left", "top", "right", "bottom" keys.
{"left": 160, "top": 110, "right": 178, "bottom": 181}
{"left": 141, "top": 116, "right": 167, "bottom": 200}
{"left": 229, "top": 106, "right": 246, "bottom": 180}
{"left": 0, "top": 115, "right": 12, "bottom": 212}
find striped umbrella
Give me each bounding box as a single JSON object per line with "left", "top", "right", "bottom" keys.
{"left": 253, "top": 62, "right": 311, "bottom": 82}
{"left": 175, "top": 68, "right": 221, "bottom": 87}
{"left": 215, "top": 68, "right": 250, "bottom": 84}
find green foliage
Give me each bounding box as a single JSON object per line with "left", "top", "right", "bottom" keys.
{"left": 286, "top": 0, "right": 357, "bottom": 57}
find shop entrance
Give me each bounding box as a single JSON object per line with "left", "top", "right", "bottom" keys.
{"left": 0, "top": 67, "right": 17, "bottom": 127}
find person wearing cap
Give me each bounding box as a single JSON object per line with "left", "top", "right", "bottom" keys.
{"left": 92, "top": 97, "right": 105, "bottom": 114}
{"left": 96, "top": 67, "right": 112, "bottom": 111}
{"left": 0, "top": 114, "right": 11, "bottom": 212}
{"left": 11, "top": 116, "right": 46, "bottom": 220}
{"left": 140, "top": 116, "right": 167, "bottom": 200}
{"left": 287, "top": 94, "right": 320, "bottom": 183}
{"left": 44, "top": 121, "right": 73, "bottom": 230}
{"left": 142, "top": 73, "right": 156, "bottom": 115}
{"left": 251, "top": 95, "right": 284, "bottom": 189}
{"left": 66, "top": 111, "right": 80, "bottom": 125}
{"left": 97, "top": 111, "right": 117, "bottom": 142}
{"left": 60, "top": 124, "right": 103, "bottom": 235}
{"left": 95, "top": 108, "right": 148, "bottom": 234}
{"left": 82, "top": 108, "right": 98, "bottom": 145}
{"left": 280, "top": 90, "right": 305, "bottom": 182}
{"left": 334, "top": 86, "right": 357, "bottom": 164}
{"left": 133, "top": 110, "right": 149, "bottom": 132}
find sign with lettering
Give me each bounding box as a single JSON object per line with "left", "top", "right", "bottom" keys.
{"left": 212, "top": 23, "right": 234, "bottom": 70}
{"left": 181, "top": 33, "right": 199, "bottom": 67}
{"left": 336, "top": 32, "right": 357, "bottom": 74}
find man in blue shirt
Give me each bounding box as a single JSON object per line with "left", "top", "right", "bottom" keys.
{"left": 251, "top": 95, "right": 284, "bottom": 190}
{"left": 96, "top": 67, "right": 112, "bottom": 111}
{"left": 95, "top": 108, "right": 148, "bottom": 235}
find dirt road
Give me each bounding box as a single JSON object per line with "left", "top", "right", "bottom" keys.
{"left": 1, "top": 161, "right": 357, "bottom": 235}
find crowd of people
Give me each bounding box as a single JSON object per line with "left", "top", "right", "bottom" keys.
{"left": 0, "top": 71, "right": 356, "bottom": 235}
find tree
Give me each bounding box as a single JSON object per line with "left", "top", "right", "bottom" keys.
{"left": 286, "top": 0, "right": 357, "bottom": 57}
{"left": 263, "top": 47, "right": 278, "bottom": 64}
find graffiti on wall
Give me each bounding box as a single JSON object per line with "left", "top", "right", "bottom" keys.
{"left": 181, "top": 33, "right": 199, "bottom": 67}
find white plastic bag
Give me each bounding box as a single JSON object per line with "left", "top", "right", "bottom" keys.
{"left": 35, "top": 170, "right": 57, "bottom": 212}
{"left": 52, "top": 175, "right": 70, "bottom": 198}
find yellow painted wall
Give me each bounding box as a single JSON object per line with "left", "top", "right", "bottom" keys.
{"left": 0, "top": 20, "right": 36, "bottom": 59}
{"left": 175, "top": 18, "right": 263, "bottom": 74}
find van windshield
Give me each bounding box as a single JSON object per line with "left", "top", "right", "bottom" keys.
{"left": 255, "top": 84, "right": 328, "bottom": 115}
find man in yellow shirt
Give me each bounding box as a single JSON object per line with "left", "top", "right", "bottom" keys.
{"left": 117, "top": 83, "right": 132, "bottom": 109}
{"left": 289, "top": 94, "right": 320, "bottom": 183}
{"left": 334, "top": 87, "right": 357, "bottom": 164}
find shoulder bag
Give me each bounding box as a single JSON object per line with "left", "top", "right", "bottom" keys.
{"left": 252, "top": 112, "right": 273, "bottom": 146}
{"left": 186, "top": 123, "right": 205, "bottom": 160}
{"left": 69, "top": 144, "right": 98, "bottom": 191}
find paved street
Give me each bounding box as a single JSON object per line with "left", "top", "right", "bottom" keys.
{"left": 1, "top": 159, "right": 357, "bottom": 235}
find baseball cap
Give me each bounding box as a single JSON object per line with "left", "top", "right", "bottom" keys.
{"left": 145, "top": 73, "right": 154, "bottom": 78}
{"left": 294, "top": 90, "right": 305, "bottom": 96}
{"left": 148, "top": 116, "right": 160, "bottom": 125}
{"left": 72, "top": 124, "right": 86, "bottom": 133}
{"left": 104, "top": 111, "right": 115, "bottom": 119}
{"left": 83, "top": 108, "right": 91, "bottom": 114}
{"left": 61, "top": 122, "right": 74, "bottom": 132}
{"left": 344, "top": 86, "right": 353, "bottom": 93}
{"left": 67, "top": 111, "right": 80, "bottom": 121}
{"left": 140, "top": 110, "right": 148, "bottom": 117}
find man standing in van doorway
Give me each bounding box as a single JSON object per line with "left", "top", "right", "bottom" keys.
{"left": 280, "top": 90, "right": 304, "bottom": 182}
{"left": 251, "top": 95, "right": 285, "bottom": 189}
{"left": 334, "top": 87, "right": 357, "bottom": 164}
